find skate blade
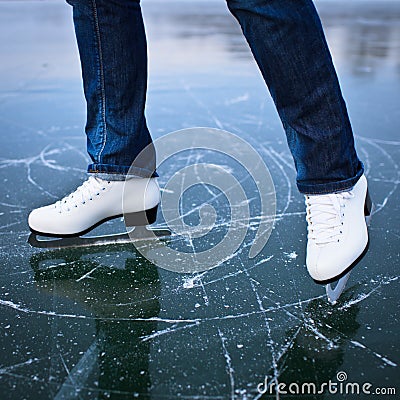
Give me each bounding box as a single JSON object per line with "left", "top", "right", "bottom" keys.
{"left": 326, "top": 272, "right": 351, "bottom": 305}
{"left": 28, "top": 227, "right": 171, "bottom": 249}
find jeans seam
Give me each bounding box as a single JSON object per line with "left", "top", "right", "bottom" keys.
{"left": 91, "top": 0, "right": 107, "bottom": 164}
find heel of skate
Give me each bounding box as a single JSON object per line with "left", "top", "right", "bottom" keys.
{"left": 124, "top": 205, "right": 158, "bottom": 227}
{"left": 364, "top": 189, "right": 374, "bottom": 226}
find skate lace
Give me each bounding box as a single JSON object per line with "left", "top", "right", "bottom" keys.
{"left": 305, "top": 191, "right": 354, "bottom": 245}
{"left": 55, "top": 176, "right": 109, "bottom": 213}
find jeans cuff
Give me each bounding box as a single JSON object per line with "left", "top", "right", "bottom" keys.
{"left": 297, "top": 165, "right": 365, "bottom": 195}
{"left": 87, "top": 163, "right": 158, "bottom": 180}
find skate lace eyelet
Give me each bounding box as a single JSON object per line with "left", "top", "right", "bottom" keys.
{"left": 96, "top": 193, "right": 99, "bottom": 196}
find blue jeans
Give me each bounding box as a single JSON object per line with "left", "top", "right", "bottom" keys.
{"left": 66, "top": 0, "right": 364, "bottom": 194}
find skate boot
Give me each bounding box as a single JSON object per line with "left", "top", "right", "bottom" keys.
{"left": 305, "top": 174, "right": 372, "bottom": 301}
{"left": 28, "top": 176, "right": 160, "bottom": 237}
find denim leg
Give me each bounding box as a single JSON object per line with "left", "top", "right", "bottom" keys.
{"left": 66, "top": 0, "right": 156, "bottom": 178}
{"left": 227, "top": 0, "right": 364, "bottom": 194}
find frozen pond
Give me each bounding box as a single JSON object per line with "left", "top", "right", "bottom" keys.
{"left": 0, "top": 1, "right": 399, "bottom": 399}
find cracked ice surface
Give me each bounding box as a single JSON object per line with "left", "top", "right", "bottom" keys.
{"left": 0, "top": 1, "right": 399, "bottom": 399}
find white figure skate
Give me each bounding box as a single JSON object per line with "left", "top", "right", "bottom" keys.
{"left": 28, "top": 176, "right": 170, "bottom": 249}
{"left": 305, "top": 175, "right": 373, "bottom": 304}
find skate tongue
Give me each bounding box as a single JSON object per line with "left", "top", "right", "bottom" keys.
{"left": 306, "top": 192, "right": 353, "bottom": 245}
{"left": 55, "top": 177, "right": 106, "bottom": 212}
